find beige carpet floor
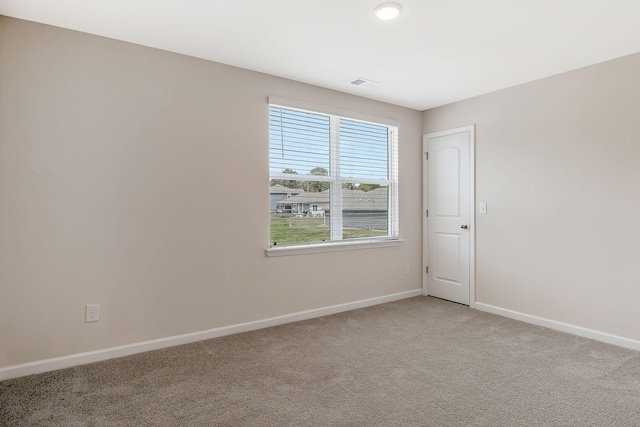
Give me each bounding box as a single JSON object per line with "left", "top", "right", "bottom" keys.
{"left": 1, "top": 296, "right": 640, "bottom": 426}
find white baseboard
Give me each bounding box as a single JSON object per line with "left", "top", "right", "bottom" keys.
{"left": 475, "top": 302, "right": 640, "bottom": 351}
{"left": 0, "top": 289, "right": 422, "bottom": 381}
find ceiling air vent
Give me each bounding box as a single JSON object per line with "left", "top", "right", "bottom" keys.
{"left": 349, "top": 77, "right": 379, "bottom": 88}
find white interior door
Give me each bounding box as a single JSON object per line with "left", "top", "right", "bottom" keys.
{"left": 423, "top": 126, "right": 474, "bottom": 306}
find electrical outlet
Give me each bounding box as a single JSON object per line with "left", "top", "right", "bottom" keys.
{"left": 404, "top": 264, "right": 410, "bottom": 275}
{"left": 85, "top": 304, "right": 100, "bottom": 322}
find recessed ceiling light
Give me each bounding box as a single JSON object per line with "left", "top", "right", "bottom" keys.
{"left": 374, "top": 2, "right": 403, "bottom": 20}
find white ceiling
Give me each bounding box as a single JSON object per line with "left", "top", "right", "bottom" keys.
{"left": 2, "top": 0, "right": 640, "bottom": 110}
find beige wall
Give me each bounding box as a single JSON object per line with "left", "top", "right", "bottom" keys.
{"left": 0, "top": 16, "right": 423, "bottom": 367}
{"left": 424, "top": 53, "right": 640, "bottom": 341}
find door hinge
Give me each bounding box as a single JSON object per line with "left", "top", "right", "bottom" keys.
{"left": 426, "top": 266, "right": 429, "bottom": 274}
{"left": 425, "top": 152, "right": 429, "bottom": 160}
{"left": 426, "top": 209, "right": 429, "bottom": 218}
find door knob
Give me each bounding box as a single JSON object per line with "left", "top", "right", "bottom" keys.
{"left": 460, "top": 224, "right": 468, "bottom": 229}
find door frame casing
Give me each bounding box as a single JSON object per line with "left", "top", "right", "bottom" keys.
{"left": 422, "top": 125, "right": 476, "bottom": 308}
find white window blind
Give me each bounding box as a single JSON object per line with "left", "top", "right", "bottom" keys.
{"left": 268, "top": 99, "right": 399, "bottom": 248}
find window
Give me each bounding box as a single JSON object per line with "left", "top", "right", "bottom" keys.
{"left": 268, "top": 97, "right": 399, "bottom": 251}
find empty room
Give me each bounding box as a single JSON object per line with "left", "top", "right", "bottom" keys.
{"left": 1, "top": 1, "right": 639, "bottom": 425}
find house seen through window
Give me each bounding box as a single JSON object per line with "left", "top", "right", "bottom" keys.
{"left": 269, "top": 100, "right": 399, "bottom": 248}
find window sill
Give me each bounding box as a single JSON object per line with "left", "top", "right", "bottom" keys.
{"left": 265, "top": 238, "right": 404, "bottom": 257}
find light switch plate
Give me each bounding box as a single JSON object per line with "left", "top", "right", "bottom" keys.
{"left": 479, "top": 202, "right": 487, "bottom": 215}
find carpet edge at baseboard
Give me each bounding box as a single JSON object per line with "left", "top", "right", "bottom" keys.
{"left": 0, "top": 289, "right": 423, "bottom": 381}
{"left": 474, "top": 302, "right": 640, "bottom": 351}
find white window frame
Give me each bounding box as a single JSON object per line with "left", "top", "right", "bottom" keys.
{"left": 266, "top": 97, "right": 401, "bottom": 257}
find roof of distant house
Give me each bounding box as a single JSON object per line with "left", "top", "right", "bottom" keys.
{"left": 269, "top": 184, "right": 304, "bottom": 194}
{"left": 276, "top": 188, "right": 388, "bottom": 211}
